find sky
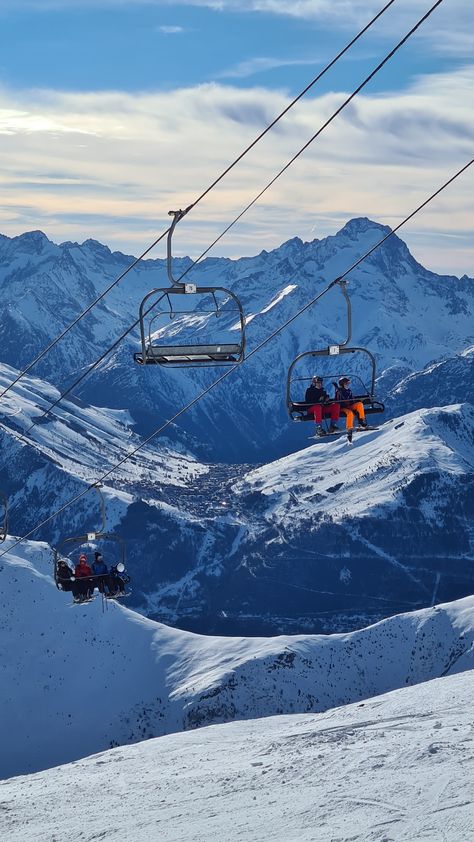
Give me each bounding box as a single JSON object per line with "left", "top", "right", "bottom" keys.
{"left": 0, "top": 0, "right": 472, "bottom": 275}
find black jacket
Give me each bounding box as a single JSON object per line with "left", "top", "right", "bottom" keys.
{"left": 305, "top": 385, "right": 328, "bottom": 404}
{"left": 335, "top": 386, "right": 353, "bottom": 407}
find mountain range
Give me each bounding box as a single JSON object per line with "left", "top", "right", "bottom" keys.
{"left": 0, "top": 219, "right": 473, "bottom": 636}
{"left": 1, "top": 219, "right": 473, "bottom": 462}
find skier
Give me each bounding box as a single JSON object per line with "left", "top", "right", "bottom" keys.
{"left": 305, "top": 375, "right": 340, "bottom": 436}
{"left": 56, "top": 558, "right": 74, "bottom": 592}
{"left": 108, "top": 563, "right": 128, "bottom": 597}
{"left": 74, "top": 554, "right": 94, "bottom": 601}
{"left": 334, "top": 377, "right": 368, "bottom": 431}
{"left": 91, "top": 551, "right": 109, "bottom": 595}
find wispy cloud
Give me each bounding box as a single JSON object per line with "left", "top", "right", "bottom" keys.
{"left": 218, "top": 56, "right": 327, "bottom": 80}
{"left": 0, "top": 66, "right": 472, "bottom": 274}
{"left": 157, "top": 25, "right": 186, "bottom": 35}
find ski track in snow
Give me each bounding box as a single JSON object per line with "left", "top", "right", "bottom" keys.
{"left": 1, "top": 670, "right": 473, "bottom": 841}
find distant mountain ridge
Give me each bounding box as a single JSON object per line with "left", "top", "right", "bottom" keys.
{"left": 0, "top": 220, "right": 473, "bottom": 461}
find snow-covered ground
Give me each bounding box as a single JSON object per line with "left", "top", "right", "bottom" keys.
{"left": 1, "top": 668, "right": 473, "bottom": 841}
{"left": 1, "top": 537, "right": 474, "bottom": 781}
{"left": 234, "top": 403, "right": 474, "bottom": 525}
{"left": 0, "top": 362, "right": 207, "bottom": 491}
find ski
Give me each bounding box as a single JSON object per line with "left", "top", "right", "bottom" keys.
{"left": 309, "top": 425, "right": 379, "bottom": 441}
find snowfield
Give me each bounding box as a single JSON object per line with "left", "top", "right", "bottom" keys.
{"left": 1, "top": 538, "right": 474, "bottom": 783}
{"left": 1, "top": 669, "right": 473, "bottom": 841}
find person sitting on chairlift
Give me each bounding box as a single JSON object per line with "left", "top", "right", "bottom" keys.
{"left": 57, "top": 558, "right": 74, "bottom": 592}
{"left": 108, "top": 563, "right": 127, "bottom": 597}
{"left": 91, "top": 551, "right": 110, "bottom": 595}
{"left": 74, "top": 554, "right": 94, "bottom": 601}
{"left": 305, "top": 375, "right": 340, "bottom": 437}
{"left": 334, "top": 377, "right": 368, "bottom": 431}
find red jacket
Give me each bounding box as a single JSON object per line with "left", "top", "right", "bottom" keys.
{"left": 75, "top": 561, "right": 92, "bottom": 577}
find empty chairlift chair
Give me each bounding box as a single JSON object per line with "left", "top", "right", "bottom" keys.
{"left": 134, "top": 208, "right": 246, "bottom": 367}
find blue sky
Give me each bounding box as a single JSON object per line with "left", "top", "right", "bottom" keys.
{"left": 0, "top": 0, "right": 472, "bottom": 273}
{"left": 0, "top": 3, "right": 458, "bottom": 94}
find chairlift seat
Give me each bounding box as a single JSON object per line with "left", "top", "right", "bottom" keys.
{"left": 134, "top": 342, "right": 243, "bottom": 366}
{"left": 289, "top": 395, "right": 385, "bottom": 421}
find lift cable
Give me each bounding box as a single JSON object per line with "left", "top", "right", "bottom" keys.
{"left": 0, "top": 0, "right": 400, "bottom": 404}
{"left": 1, "top": 155, "right": 471, "bottom": 561}
{"left": 168, "top": 0, "right": 446, "bottom": 285}
{"left": 1, "top": 0, "right": 446, "bottom": 441}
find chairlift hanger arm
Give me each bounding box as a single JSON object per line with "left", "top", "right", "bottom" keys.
{"left": 0, "top": 492, "right": 7, "bottom": 542}
{"left": 167, "top": 206, "right": 194, "bottom": 289}
{"left": 90, "top": 483, "right": 107, "bottom": 534}
{"left": 336, "top": 279, "right": 352, "bottom": 347}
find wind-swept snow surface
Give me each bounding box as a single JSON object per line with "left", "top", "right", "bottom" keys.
{"left": 2, "top": 669, "right": 473, "bottom": 841}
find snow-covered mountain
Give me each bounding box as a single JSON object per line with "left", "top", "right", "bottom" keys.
{"left": 1, "top": 361, "right": 473, "bottom": 635}
{"left": 2, "top": 222, "right": 474, "bottom": 833}
{"left": 0, "top": 220, "right": 472, "bottom": 461}
{"left": 148, "top": 402, "right": 474, "bottom": 635}
{"left": 3, "top": 668, "right": 473, "bottom": 841}
{"left": 1, "top": 537, "right": 474, "bottom": 779}
{"left": 385, "top": 344, "right": 474, "bottom": 417}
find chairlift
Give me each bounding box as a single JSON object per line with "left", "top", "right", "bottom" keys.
{"left": 286, "top": 280, "right": 385, "bottom": 423}
{"left": 53, "top": 484, "right": 127, "bottom": 595}
{"left": 0, "top": 493, "right": 8, "bottom": 543}
{"left": 134, "top": 208, "right": 246, "bottom": 367}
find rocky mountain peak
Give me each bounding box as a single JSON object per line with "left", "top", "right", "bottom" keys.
{"left": 338, "top": 216, "right": 390, "bottom": 239}
{"left": 12, "top": 230, "right": 52, "bottom": 254}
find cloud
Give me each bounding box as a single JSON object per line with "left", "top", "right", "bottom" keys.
{"left": 0, "top": 66, "right": 472, "bottom": 275}
{"left": 157, "top": 25, "right": 186, "bottom": 34}
{"left": 218, "top": 56, "right": 328, "bottom": 80}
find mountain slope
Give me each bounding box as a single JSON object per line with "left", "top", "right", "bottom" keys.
{"left": 2, "top": 667, "right": 474, "bottom": 841}
{"left": 385, "top": 344, "right": 474, "bottom": 416}
{"left": 152, "top": 402, "right": 474, "bottom": 634}
{"left": 1, "top": 537, "right": 474, "bottom": 779}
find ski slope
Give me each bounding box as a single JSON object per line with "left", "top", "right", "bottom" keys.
{"left": 2, "top": 669, "right": 473, "bottom": 841}
{"left": 1, "top": 537, "right": 474, "bottom": 780}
